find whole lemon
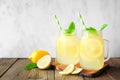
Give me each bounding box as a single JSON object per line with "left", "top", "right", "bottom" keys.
{"left": 28, "top": 50, "right": 49, "bottom": 63}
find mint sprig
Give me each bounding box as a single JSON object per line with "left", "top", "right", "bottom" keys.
{"left": 54, "top": 15, "right": 76, "bottom": 35}
{"left": 64, "top": 21, "right": 75, "bottom": 35}
{"left": 78, "top": 12, "right": 108, "bottom": 34}
{"left": 78, "top": 13, "right": 97, "bottom": 34}
{"left": 25, "top": 62, "right": 38, "bottom": 70}
{"left": 85, "top": 27, "right": 98, "bottom": 34}
{"left": 99, "top": 24, "right": 108, "bottom": 31}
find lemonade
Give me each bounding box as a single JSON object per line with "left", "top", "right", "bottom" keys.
{"left": 54, "top": 15, "right": 79, "bottom": 65}
{"left": 78, "top": 13, "right": 109, "bottom": 70}
{"left": 79, "top": 30, "right": 104, "bottom": 70}
{"left": 56, "top": 32, "right": 79, "bottom": 65}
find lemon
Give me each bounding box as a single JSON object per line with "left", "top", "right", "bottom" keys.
{"left": 28, "top": 50, "right": 49, "bottom": 63}
{"left": 85, "top": 38, "right": 104, "bottom": 59}
{"left": 80, "top": 35, "right": 104, "bottom": 61}
{"left": 59, "top": 64, "right": 74, "bottom": 75}
{"left": 71, "top": 67, "right": 83, "bottom": 74}
{"left": 37, "top": 55, "right": 51, "bottom": 69}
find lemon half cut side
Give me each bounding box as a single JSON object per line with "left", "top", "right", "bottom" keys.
{"left": 37, "top": 55, "right": 52, "bottom": 69}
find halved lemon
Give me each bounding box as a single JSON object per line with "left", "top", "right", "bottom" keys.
{"left": 29, "top": 50, "right": 49, "bottom": 63}
{"left": 59, "top": 64, "right": 74, "bottom": 75}
{"left": 71, "top": 67, "right": 83, "bottom": 74}
{"left": 37, "top": 55, "right": 51, "bottom": 69}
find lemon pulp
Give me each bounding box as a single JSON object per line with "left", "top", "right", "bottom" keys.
{"left": 37, "top": 55, "right": 51, "bottom": 69}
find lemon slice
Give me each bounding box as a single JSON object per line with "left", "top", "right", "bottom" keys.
{"left": 71, "top": 67, "right": 83, "bottom": 74}
{"left": 59, "top": 64, "right": 74, "bottom": 75}
{"left": 85, "top": 38, "right": 103, "bottom": 59}
{"left": 37, "top": 55, "right": 51, "bottom": 69}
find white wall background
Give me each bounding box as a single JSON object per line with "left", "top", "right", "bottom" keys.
{"left": 0, "top": 0, "right": 120, "bottom": 58}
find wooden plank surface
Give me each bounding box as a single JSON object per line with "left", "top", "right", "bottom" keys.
{"left": 47, "top": 58, "right": 55, "bottom": 80}
{"left": 0, "top": 58, "right": 120, "bottom": 80}
{"left": 47, "top": 68, "right": 55, "bottom": 80}
{"left": 25, "top": 68, "right": 48, "bottom": 80}
{"left": 85, "top": 72, "right": 114, "bottom": 80}
{"left": 55, "top": 70, "right": 84, "bottom": 80}
{"left": 106, "top": 58, "right": 120, "bottom": 80}
{"left": 0, "top": 58, "right": 30, "bottom": 80}
{"left": 85, "top": 58, "right": 120, "bottom": 80}
{"left": 0, "top": 58, "right": 17, "bottom": 77}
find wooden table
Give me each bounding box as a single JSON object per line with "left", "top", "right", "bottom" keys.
{"left": 0, "top": 58, "right": 120, "bottom": 80}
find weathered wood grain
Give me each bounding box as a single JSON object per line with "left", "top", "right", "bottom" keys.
{"left": 47, "top": 69, "right": 55, "bottom": 80}
{"left": 106, "top": 58, "right": 120, "bottom": 80}
{"left": 0, "top": 58, "right": 30, "bottom": 80}
{"left": 47, "top": 58, "right": 55, "bottom": 80}
{"left": 55, "top": 70, "right": 84, "bottom": 80}
{"left": 85, "top": 72, "right": 114, "bottom": 80}
{"left": 0, "top": 58, "right": 17, "bottom": 77}
{"left": 25, "top": 68, "right": 48, "bottom": 80}
{"left": 0, "top": 58, "right": 120, "bottom": 80}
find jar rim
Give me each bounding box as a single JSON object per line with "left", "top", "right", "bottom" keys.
{"left": 82, "top": 30, "right": 102, "bottom": 36}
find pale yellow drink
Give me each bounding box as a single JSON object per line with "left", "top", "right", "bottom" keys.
{"left": 56, "top": 32, "right": 79, "bottom": 65}
{"left": 79, "top": 31, "right": 104, "bottom": 70}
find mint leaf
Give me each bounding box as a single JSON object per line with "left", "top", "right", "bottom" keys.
{"left": 85, "top": 27, "right": 98, "bottom": 34}
{"left": 64, "top": 21, "right": 75, "bottom": 35}
{"left": 25, "top": 62, "right": 37, "bottom": 70}
{"left": 100, "top": 24, "right": 108, "bottom": 31}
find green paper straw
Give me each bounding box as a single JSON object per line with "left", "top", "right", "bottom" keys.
{"left": 78, "top": 12, "right": 86, "bottom": 29}
{"left": 54, "top": 15, "right": 62, "bottom": 30}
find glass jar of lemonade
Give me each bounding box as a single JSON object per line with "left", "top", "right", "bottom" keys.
{"left": 56, "top": 31, "right": 79, "bottom": 65}
{"left": 54, "top": 15, "right": 79, "bottom": 65}
{"left": 77, "top": 13, "right": 110, "bottom": 70}
{"left": 79, "top": 29, "right": 109, "bottom": 70}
